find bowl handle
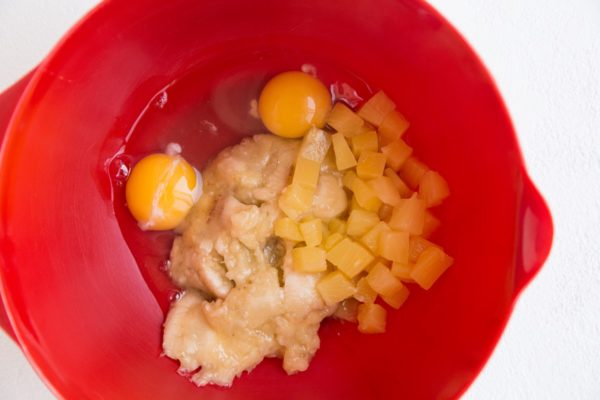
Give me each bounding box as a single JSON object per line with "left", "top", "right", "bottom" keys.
{"left": 0, "top": 70, "right": 36, "bottom": 342}
{"left": 513, "top": 174, "right": 553, "bottom": 295}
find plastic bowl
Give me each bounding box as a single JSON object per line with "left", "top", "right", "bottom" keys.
{"left": 0, "top": 0, "right": 552, "bottom": 399}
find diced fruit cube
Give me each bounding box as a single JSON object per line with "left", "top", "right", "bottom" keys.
{"left": 408, "top": 236, "right": 438, "bottom": 263}
{"left": 346, "top": 209, "right": 380, "bottom": 237}
{"left": 355, "top": 122, "right": 377, "bottom": 137}
{"left": 292, "top": 246, "right": 327, "bottom": 273}
{"left": 328, "top": 218, "right": 347, "bottom": 235}
{"left": 299, "top": 218, "right": 323, "bottom": 247}
{"left": 366, "top": 262, "right": 404, "bottom": 297}
{"left": 368, "top": 176, "right": 403, "bottom": 206}
{"left": 298, "top": 127, "right": 331, "bottom": 163}
{"left": 381, "top": 284, "right": 409, "bottom": 309}
{"left": 331, "top": 133, "right": 357, "bottom": 170}
{"left": 357, "top": 302, "right": 387, "bottom": 334}
{"left": 292, "top": 157, "right": 321, "bottom": 189}
{"left": 357, "top": 91, "right": 396, "bottom": 127}
{"left": 419, "top": 171, "right": 450, "bottom": 207}
{"left": 324, "top": 232, "right": 345, "bottom": 250}
{"left": 422, "top": 210, "right": 441, "bottom": 238}
{"left": 278, "top": 184, "right": 314, "bottom": 220}
{"left": 354, "top": 277, "right": 378, "bottom": 303}
{"left": 384, "top": 168, "right": 412, "bottom": 197}
{"left": 274, "top": 217, "right": 303, "bottom": 241}
{"left": 388, "top": 194, "right": 426, "bottom": 235}
{"left": 333, "top": 298, "right": 359, "bottom": 322}
{"left": 390, "top": 262, "right": 415, "bottom": 282}
{"left": 356, "top": 151, "right": 387, "bottom": 180}
{"left": 343, "top": 170, "right": 358, "bottom": 191}
{"left": 378, "top": 110, "right": 410, "bottom": 145}
{"left": 398, "top": 157, "right": 429, "bottom": 189}
{"left": 317, "top": 271, "right": 356, "bottom": 305}
{"left": 378, "top": 230, "right": 409, "bottom": 264}
{"left": 360, "top": 221, "right": 391, "bottom": 253}
{"left": 367, "top": 257, "right": 389, "bottom": 272}
{"left": 327, "top": 238, "right": 374, "bottom": 278}
{"left": 351, "top": 131, "right": 379, "bottom": 157}
{"left": 381, "top": 140, "right": 413, "bottom": 171}
{"left": 350, "top": 195, "right": 381, "bottom": 214}
{"left": 410, "top": 246, "right": 454, "bottom": 290}
{"left": 352, "top": 178, "right": 382, "bottom": 212}
{"left": 326, "top": 102, "right": 364, "bottom": 136}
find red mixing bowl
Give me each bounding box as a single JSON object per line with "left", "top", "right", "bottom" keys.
{"left": 0, "top": 0, "right": 553, "bottom": 399}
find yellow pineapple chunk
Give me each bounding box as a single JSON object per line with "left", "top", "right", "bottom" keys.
{"left": 360, "top": 221, "right": 391, "bottom": 253}
{"left": 410, "top": 246, "right": 453, "bottom": 290}
{"left": 357, "top": 302, "right": 387, "bottom": 334}
{"left": 331, "top": 132, "right": 357, "bottom": 170}
{"left": 298, "top": 127, "right": 331, "bottom": 163}
{"left": 351, "top": 131, "right": 378, "bottom": 157}
{"left": 378, "top": 230, "right": 409, "bottom": 264}
{"left": 381, "top": 139, "right": 413, "bottom": 171}
{"left": 388, "top": 194, "right": 426, "bottom": 235}
{"left": 326, "top": 102, "right": 364, "bottom": 136}
{"left": 366, "top": 262, "right": 404, "bottom": 297}
{"left": 324, "top": 232, "right": 345, "bottom": 250}
{"left": 378, "top": 110, "right": 410, "bottom": 145}
{"left": 419, "top": 171, "right": 450, "bottom": 207}
{"left": 422, "top": 210, "right": 441, "bottom": 238}
{"left": 333, "top": 298, "right": 360, "bottom": 322}
{"left": 399, "top": 156, "right": 429, "bottom": 189}
{"left": 292, "top": 157, "right": 320, "bottom": 189}
{"left": 328, "top": 218, "right": 347, "bottom": 235}
{"left": 352, "top": 122, "right": 377, "bottom": 139}
{"left": 381, "top": 284, "right": 409, "bottom": 309}
{"left": 326, "top": 238, "right": 374, "bottom": 278}
{"left": 346, "top": 209, "right": 380, "bottom": 237}
{"left": 384, "top": 168, "right": 412, "bottom": 197}
{"left": 352, "top": 178, "right": 382, "bottom": 212}
{"left": 299, "top": 218, "right": 323, "bottom": 247}
{"left": 292, "top": 246, "right": 327, "bottom": 273}
{"left": 354, "top": 277, "right": 378, "bottom": 303}
{"left": 278, "top": 184, "right": 314, "bottom": 220}
{"left": 408, "top": 236, "right": 438, "bottom": 263}
{"left": 317, "top": 271, "right": 356, "bottom": 305}
{"left": 390, "top": 262, "right": 415, "bottom": 282}
{"left": 350, "top": 195, "right": 380, "bottom": 214}
{"left": 368, "top": 176, "right": 403, "bottom": 206}
{"left": 356, "top": 151, "right": 387, "bottom": 180}
{"left": 357, "top": 91, "right": 396, "bottom": 127}
{"left": 274, "top": 217, "right": 303, "bottom": 241}
{"left": 343, "top": 170, "right": 358, "bottom": 191}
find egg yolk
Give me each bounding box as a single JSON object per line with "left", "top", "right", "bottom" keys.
{"left": 125, "top": 153, "right": 202, "bottom": 230}
{"left": 258, "top": 71, "right": 332, "bottom": 138}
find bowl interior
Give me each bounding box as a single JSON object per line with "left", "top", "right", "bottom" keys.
{"left": 0, "top": 0, "right": 526, "bottom": 398}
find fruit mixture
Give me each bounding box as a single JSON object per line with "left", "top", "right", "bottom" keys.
{"left": 125, "top": 70, "right": 453, "bottom": 386}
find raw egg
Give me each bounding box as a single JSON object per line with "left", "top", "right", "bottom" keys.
{"left": 125, "top": 147, "right": 202, "bottom": 230}
{"left": 258, "top": 71, "right": 332, "bottom": 138}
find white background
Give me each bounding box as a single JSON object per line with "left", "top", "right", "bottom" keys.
{"left": 1, "top": 0, "right": 599, "bottom": 399}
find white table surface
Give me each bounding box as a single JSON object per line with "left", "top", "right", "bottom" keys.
{"left": 1, "top": 0, "right": 599, "bottom": 399}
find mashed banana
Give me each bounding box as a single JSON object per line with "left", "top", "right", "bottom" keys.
{"left": 163, "top": 133, "right": 347, "bottom": 386}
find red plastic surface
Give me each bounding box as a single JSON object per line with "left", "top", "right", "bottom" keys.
{"left": 0, "top": 70, "right": 36, "bottom": 342}
{"left": 0, "top": 0, "right": 552, "bottom": 399}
